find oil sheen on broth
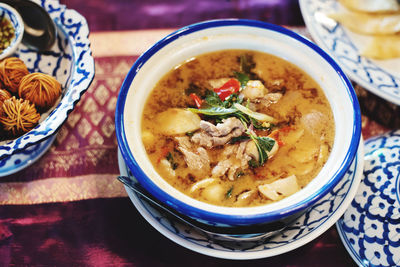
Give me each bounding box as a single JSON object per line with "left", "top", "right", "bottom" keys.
{"left": 141, "top": 49, "right": 334, "bottom": 207}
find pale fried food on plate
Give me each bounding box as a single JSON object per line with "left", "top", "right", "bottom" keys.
{"left": 339, "top": 0, "right": 400, "bottom": 13}
{"left": 328, "top": 0, "right": 400, "bottom": 59}
{"left": 328, "top": 10, "right": 400, "bottom": 35}
{"left": 362, "top": 35, "right": 400, "bottom": 59}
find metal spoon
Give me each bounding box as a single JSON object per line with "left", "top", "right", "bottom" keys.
{"left": 118, "top": 175, "right": 287, "bottom": 242}
{"left": 0, "top": 0, "right": 56, "bottom": 51}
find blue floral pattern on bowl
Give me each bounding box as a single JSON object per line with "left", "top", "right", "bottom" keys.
{"left": 0, "top": 0, "right": 94, "bottom": 176}
{"left": 337, "top": 130, "right": 400, "bottom": 266}
{"left": 119, "top": 142, "right": 364, "bottom": 259}
{"left": 299, "top": 0, "right": 400, "bottom": 105}
{"left": 0, "top": 135, "right": 56, "bottom": 176}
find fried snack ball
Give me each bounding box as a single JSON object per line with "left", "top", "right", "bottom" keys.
{"left": 0, "top": 89, "right": 11, "bottom": 136}
{"left": 0, "top": 88, "right": 11, "bottom": 104}
{"left": 0, "top": 57, "right": 29, "bottom": 93}
{"left": 18, "top": 72, "right": 62, "bottom": 110}
{"left": 0, "top": 96, "right": 40, "bottom": 137}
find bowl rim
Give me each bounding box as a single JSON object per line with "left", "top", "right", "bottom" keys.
{"left": 0, "top": 2, "right": 24, "bottom": 60}
{"left": 0, "top": 0, "right": 95, "bottom": 160}
{"left": 116, "top": 19, "right": 362, "bottom": 225}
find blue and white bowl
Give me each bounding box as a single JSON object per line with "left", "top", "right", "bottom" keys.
{"left": 0, "top": 3, "right": 24, "bottom": 60}
{"left": 337, "top": 130, "right": 400, "bottom": 266}
{"left": 0, "top": 0, "right": 94, "bottom": 176}
{"left": 116, "top": 19, "right": 361, "bottom": 229}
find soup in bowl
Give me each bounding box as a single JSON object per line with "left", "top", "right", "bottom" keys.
{"left": 116, "top": 19, "right": 361, "bottom": 228}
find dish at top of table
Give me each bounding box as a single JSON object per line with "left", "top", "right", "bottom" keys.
{"left": 329, "top": 0, "right": 400, "bottom": 60}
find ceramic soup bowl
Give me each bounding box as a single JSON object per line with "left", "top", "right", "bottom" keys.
{"left": 116, "top": 19, "right": 361, "bottom": 232}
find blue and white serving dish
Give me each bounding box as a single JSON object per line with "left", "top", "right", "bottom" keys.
{"left": 0, "top": 2, "right": 24, "bottom": 60}
{"left": 0, "top": 0, "right": 95, "bottom": 176}
{"left": 119, "top": 143, "right": 363, "bottom": 259}
{"left": 116, "top": 19, "right": 361, "bottom": 232}
{"left": 299, "top": 0, "right": 400, "bottom": 105}
{"left": 337, "top": 130, "right": 400, "bottom": 267}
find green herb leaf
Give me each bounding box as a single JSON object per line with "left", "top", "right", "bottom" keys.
{"left": 255, "top": 140, "right": 268, "bottom": 166}
{"left": 257, "top": 136, "right": 276, "bottom": 152}
{"left": 250, "top": 117, "right": 268, "bottom": 130}
{"left": 226, "top": 186, "right": 234, "bottom": 199}
{"left": 204, "top": 90, "right": 222, "bottom": 107}
{"left": 166, "top": 152, "right": 178, "bottom": 170}
{"left": 185, "top": 83, "right": 203, "bottom": 96}
{"left": 248, "top": 136, "right": 276, "bottom": 166}
{"left": 187, "top": 106, "right": 238, "bottom": 116}
{"left": 222, "top": 93, "right": 243, "bottom": 108}
{"left": 234, "top": 103, "right": 275, "bottom": 122}
{"left": 233, "top": 111, "right": 249, "bottom": 126}
{"left": 239, "top": 54, "right": 256, "bottom": 74}
{"left": 234, "top": 71, "right": 250, "bottom": 88}
{"left": 248, "top": 159, "right": 259, "bottom": 168}
{"left": 236, "top": 171, "right": 245, "bottom": 178}
{"left": 185, "top": 131, "right": 194, "bottom": 137}
{"left": 229, "top": 135, "right": 250, "bottom": 144}
{"left": 166, "top": 152, "right": 173, "bottom": 161}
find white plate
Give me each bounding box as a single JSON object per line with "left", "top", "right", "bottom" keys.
{"left": 336, "top": 131, "right": 400, "bottom": 266}
{"left": 299, "top": 0, "right": 400, "bottom": 105}
{"left": 118, "top": 140, "right": 364, "bottom": 260}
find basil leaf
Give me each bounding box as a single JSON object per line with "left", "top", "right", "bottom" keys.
{"left": 166, "top": 152, "right": 178, "bottom": 170}
{"left": 249, "top": 136, "right": 276, "bottom": 166}
{"left": 229, "top": 135, "right": 250, "bottom": 144}
{"left": 185, "top": 83, "right": 203, "bottom": 96}
{"left": 257, "top": 137, "right": 275, "bottom": 152}
{"left": 234, "top": 103, "right": 275, "bottom": 122}
{"left": 226, "top": 186, "right": 234, "bottom": 199}
{"left": 222, "top": 93, "right": 243, "bottom": 108}
{"left": 185, "top": 131, "right": 194, "bottom": 137}
{"left": 239, "top": 54, "right": 255, "bottom": 74}
{"left": 187, "top": 106, "right": 238, "bottom": 116}
{"left": 234, "top": 71, "right": 250, "bottom": 88}
{"left": 256, "top": 141, "right": 268, "bottom": 166}
{"left": 204, "top": 90, "right": 222, "bottom": 107}
{"left": 250, "top": 117, "right": 268, "bottom": 130}
{"left": 248, "top": 159, "right": 259, "bottom": 168}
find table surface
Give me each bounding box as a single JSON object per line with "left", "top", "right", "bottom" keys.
{"left": 0, "top": 1, "right": 396, "bottom": 266}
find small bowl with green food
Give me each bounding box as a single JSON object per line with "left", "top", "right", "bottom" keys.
{"left": 0, "top": 3, "right": 23, "bottom": 60}
{"left": 116, "top": 19, "right": 362, "bottom": 236}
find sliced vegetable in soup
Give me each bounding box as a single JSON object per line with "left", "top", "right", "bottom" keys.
{"left": 141, "top": 50, "right": 335, "bottom": 207}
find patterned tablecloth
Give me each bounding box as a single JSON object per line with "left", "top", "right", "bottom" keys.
{"left": 0, "top": 28, "right": 392, "bottom": 266}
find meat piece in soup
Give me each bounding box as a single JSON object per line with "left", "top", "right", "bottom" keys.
{"left": 141, "top": 50, "right": 335, "bottom": 207}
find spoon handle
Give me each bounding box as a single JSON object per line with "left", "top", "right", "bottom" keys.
{"left": 117, "top": 175, "right": 288, "bottom": 236}
{"left": 117, "top": 175, "right": 219, "bottom": 233}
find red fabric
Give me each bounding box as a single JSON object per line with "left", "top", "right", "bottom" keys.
{"left": 0, "top": 199, "right": 356, "bottom": 266}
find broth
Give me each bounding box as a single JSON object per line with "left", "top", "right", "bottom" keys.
{"left": 141, "top": 49, "right": 335, "bottom": 207}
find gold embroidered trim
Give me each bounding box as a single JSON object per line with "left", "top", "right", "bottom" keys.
{"left": 0, "top": 173, "right": 127, "bottom": 205}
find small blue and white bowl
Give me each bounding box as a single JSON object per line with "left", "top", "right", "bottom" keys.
{"left": 116, "top": 19, "right": 362, "bottom": 231}
{"left": 0, "top": 0, "right": 94, "bottom": 176}
{"left": 337, "top": 130, "right": 400, "bottom": 267}
{"left": 0, "top": 3, "right": 24, "bottom": 60}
